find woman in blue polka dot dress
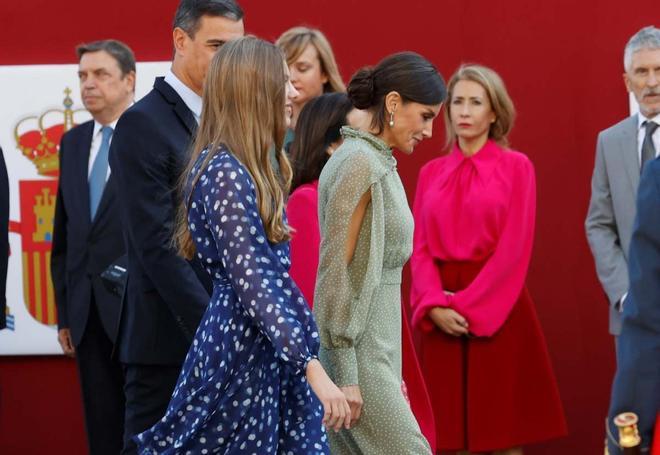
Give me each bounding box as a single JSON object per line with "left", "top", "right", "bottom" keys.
{"left": 134, "top": 37, "right": 351, "bottom": 455}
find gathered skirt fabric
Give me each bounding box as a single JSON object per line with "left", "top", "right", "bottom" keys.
{"left": 323, "top": 279, "right": 432, "bottom": 454}
{"left": 134, "top": 283, "right": 328, "bottom": 454}
{"left": 419, "top": 261, "right": 567, "bottom": 452}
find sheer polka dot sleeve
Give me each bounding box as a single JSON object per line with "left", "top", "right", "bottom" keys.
{"left": 314, "top": 149, "right": 387, "bottom": 387}
{"left": 197, "top": 152, "right": 320, "bottom": 373}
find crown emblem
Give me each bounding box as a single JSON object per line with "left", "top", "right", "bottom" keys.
{"left": 13, "top": 88, "right": 86, "bottom": 177}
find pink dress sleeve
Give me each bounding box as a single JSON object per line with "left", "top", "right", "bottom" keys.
{"left": 449, "top": 156, "right": 537, "bottom": 337}
{"left": 410, "top": 163, "right": 451, "bottom": 332}
{"left": 286, "top": 185, "right": 320, "bottom": 308}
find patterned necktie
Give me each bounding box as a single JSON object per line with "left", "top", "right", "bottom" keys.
{"left": 89, "top": 125, "right": 113, "bottom": 218}
{"left": 641, "top": 120, "right": 658, "bottom": 173}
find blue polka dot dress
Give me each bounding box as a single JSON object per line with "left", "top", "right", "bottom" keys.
{"left": 134, "top": 147, "right": 329, "bottom": 454}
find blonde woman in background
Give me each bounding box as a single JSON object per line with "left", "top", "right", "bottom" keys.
{"left": 276, "top": 26, "right": 346, "bottom": 148}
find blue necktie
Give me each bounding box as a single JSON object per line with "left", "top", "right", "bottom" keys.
{"left": 89, "top": 126, "right": 113, "bottom": 219}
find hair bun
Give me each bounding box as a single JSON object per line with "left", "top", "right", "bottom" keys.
{"left": 347, "top": 67, "right": 376, "bottom": 109}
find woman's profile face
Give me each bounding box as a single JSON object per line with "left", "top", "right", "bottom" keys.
{"left": 289, "top": 44, "right": 328, "bottom": 107}
{"left": 449, "top": 79, "right": 496, "bottom": 145}
{"left": 388, "top": 100, "right": 442, "bottom": 154}
{"left": 284, "top": 64, "right": 300, "bottom": 128}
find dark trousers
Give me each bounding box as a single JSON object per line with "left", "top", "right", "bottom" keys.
{"left": 121, "top": 363, "right": 181, "bottom": 454}
{"left": 76, "top": 300, "right": 125, "bottom": 455}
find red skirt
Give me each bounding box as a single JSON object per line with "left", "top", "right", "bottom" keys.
{"left": 419, "top": 261, "right": 567, "bottom": 452}
{"left": 403, "top": 304, "right": 437, "bottom": 453}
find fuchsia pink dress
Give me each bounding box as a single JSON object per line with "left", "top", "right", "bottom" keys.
{"left": 286, "top": 181, "right": 321, "bottom": 307}
{"left": 286, "top": 179, "right": 438, "bottom": 452}
{"left": 410, "top": 140, "right": 567, "bottom": 451}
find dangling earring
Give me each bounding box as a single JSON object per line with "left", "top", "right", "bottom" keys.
{"left": 389, "top": 111, "right": 395, "bottom": 127}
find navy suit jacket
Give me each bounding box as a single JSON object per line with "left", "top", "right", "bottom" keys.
{"left": 607, "top": 157, "right": 660, "bottom": 453}
{"left": 51, "top": 121, "right": 125, "bottom": 345}
{"left": 109, "top": 77, "right": 211, "bottom": 365}
{"left": 0, "top": 148, "right": 8, "bottom": 330}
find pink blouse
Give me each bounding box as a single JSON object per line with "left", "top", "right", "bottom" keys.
{"left": 410, "top": 140, "right": 536, "bottom": 337}
{"left": 286, "top": 181, "right": 320, "bottom": 308}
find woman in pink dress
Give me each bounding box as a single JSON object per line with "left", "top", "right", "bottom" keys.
{"left": 410, "top": 65, "right": 567, "bottom": 454}
{"left": 286, "top": 92, "right": 438, "bottom": 451}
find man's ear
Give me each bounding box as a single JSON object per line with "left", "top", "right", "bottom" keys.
{"left": 125, "top": 71, "right": 136, "bottom": 94}
{"left": 173, "top": 27, "right": 188, "bottom": 54}
{"left": 623, "top": 72, "right": 632, "bottom": 93}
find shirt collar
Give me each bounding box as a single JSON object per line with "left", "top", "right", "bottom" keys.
{"left": 164, "top": 69, "right": 202, "bottom": 122}
{"left": 637, "top": 112, "right": 660, "bottom": 130}
{"left": 444, "top": 139, "right": 503, "bottom": 180}
{"left": 93, "top": 118, "right": 119, "bottom": 137}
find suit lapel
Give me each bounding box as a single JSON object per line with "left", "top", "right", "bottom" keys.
{"left": 75, "top": 122, "right": 94, "bottom": 229}
{"left": 618, "top": 114, "right": 640, "bottom": 194}
{"left": 154, "top": 77, "right": 197, "bottom": 137}
{"left": 173, "top": 102, "right": 197, "bottom": 136}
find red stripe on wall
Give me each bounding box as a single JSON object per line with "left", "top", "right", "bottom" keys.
{"left": 26, "top": 252, "right": 35, "bottom": 319}
{"left": 39, "top": 252, "right": 49, "bottom": 325}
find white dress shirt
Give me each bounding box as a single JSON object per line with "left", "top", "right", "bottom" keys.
{"left": 636, "top": 112, "right": 660, "bottom": 164}
{"left": 164, "top": 69, "right": 202, "bottom": 124}
{"left": 88, "top": 118, "right": 119, "bottom": 180}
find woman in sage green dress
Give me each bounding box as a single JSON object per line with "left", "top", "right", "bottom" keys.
{"left": 313, "top": 52, "right": 446, "bottom": 454}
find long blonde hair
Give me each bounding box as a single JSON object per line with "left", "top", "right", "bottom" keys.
{"left": 175, "top": 36, "right": 293, "bottom": 259}
{"left": 444, "top": 64, "right": 515, "bottom": 149}
{"left": 276, "top": 26, "right": 346, "bottom": 94}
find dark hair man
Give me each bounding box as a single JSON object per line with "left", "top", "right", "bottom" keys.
{"left": 107, "top": 1, "right": 244, "bottom": 453}
{"left": 51, "top": 39, "right": 136, "bottom": 455}
{"left": 606, "top": 156, "right": 660, "bottom": 454}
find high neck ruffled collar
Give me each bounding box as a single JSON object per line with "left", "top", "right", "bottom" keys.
{"left": 341, "top": 127, "right": 392, "bottom": 157}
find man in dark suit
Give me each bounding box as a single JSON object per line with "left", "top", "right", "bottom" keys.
{"left": 108, "top": 1, "right": 244, "bottom": 452}
{"left": 51, "top": 40, "right": 136, "bottom": 455}
{"left": 606, "top": 155, "right": 660, "bottom": 453}
{"left": 0, "top": 147, "right": 8, "bottom": 330}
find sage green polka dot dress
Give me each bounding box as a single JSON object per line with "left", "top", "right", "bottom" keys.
{"left": 314, "top": 127, "right": 431, "bottom": 454}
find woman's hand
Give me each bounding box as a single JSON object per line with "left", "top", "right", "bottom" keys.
{"left": 429, "top": 307, "right": 469, "bottom": 336}
{"left": 306, "top": 359, "right": 352, "bottom": 432}
{"left": 340, "top": 385, "right": 364, "bottom": 426}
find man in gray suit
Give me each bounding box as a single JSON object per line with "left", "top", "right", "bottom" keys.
{"left": 586, "top": 25, "right": 660, "bottom": 338}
